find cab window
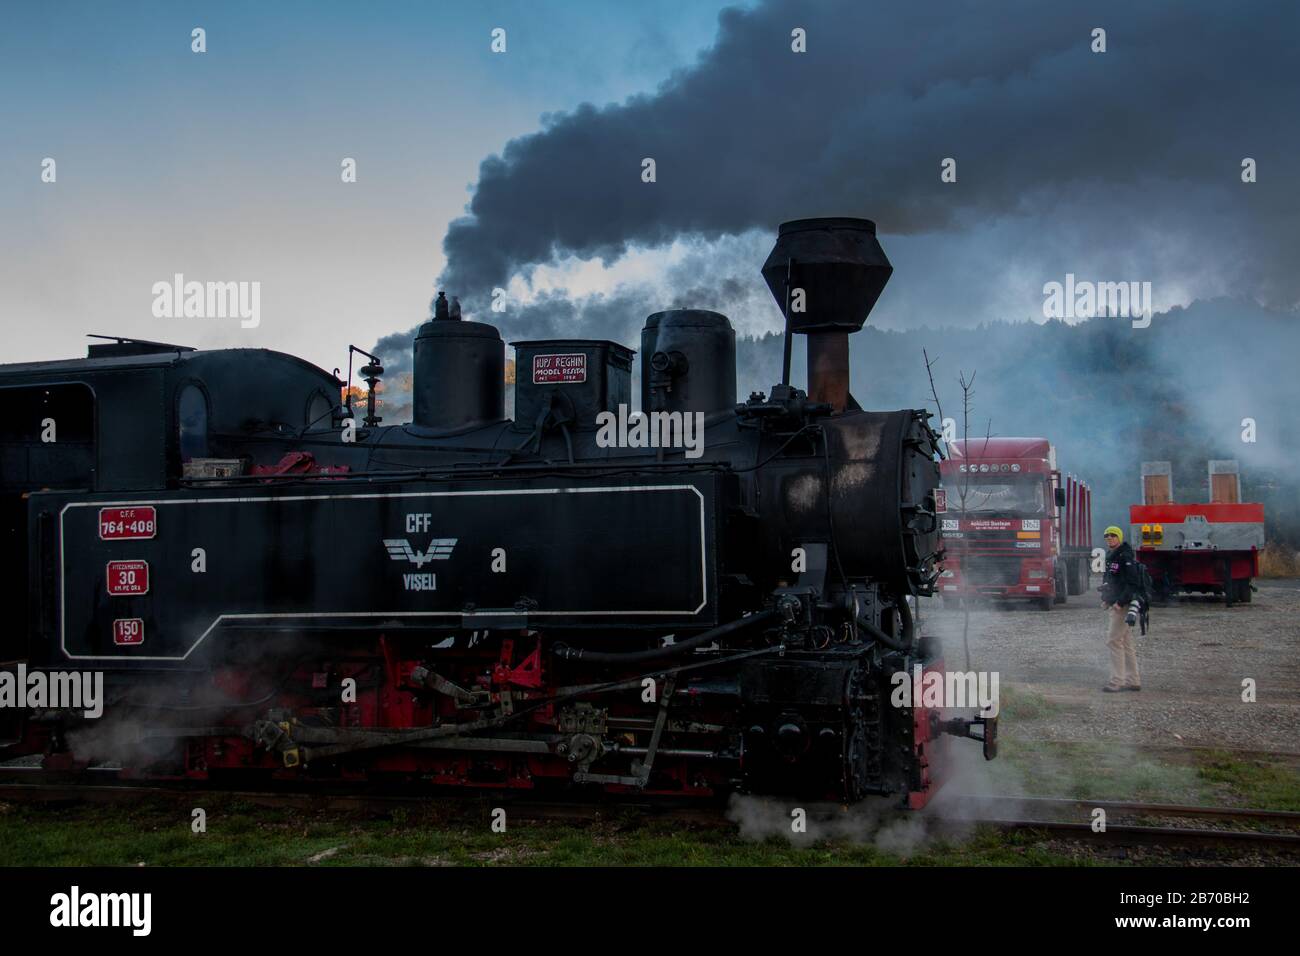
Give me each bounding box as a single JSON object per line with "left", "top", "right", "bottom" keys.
{"left": 177, "top": 383, "right": 209, "bottom": 461}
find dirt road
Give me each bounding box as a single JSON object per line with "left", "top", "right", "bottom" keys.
{"left": 923, "top": 578, "right": 1300, "bottom": 753}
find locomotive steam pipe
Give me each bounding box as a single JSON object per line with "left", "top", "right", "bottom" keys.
{"left": 806, "top": 332, "right": 850, "bottom": 412}
{"left": 856, "top": 611, "right": 908, "bottom": 651}
{"left": 898, "top": 594, "right": 915, "bottom": 642}
{"left": 781, "top": 256, "right": 794, "bottom": 387}
{"left": 552, "top": 610, "right": 777, "bottom": 664}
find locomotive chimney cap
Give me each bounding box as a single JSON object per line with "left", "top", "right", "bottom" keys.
{"left": 761, "top": 217, "right": 892, "bottom": 334}
{"left": 433, "top": 290, "right": 454, "bottom": 321}
{"left": 777, "top": 216, "right": 878, "bottom": 236}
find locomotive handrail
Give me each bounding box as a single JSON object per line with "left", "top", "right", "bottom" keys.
{"left": 177, "top": 458, "right": 737, "bottom": 487}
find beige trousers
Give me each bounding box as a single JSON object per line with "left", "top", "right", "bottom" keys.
{"left": 1105, "top": 605, "right": 1140, "bottom": 688}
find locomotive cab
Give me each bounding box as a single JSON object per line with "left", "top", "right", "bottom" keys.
{"left": 0, "top": 342, "right": 340, "bottom": 663}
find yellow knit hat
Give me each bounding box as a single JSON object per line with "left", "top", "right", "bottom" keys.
{"left": 1103, "top": 525, "right": 1123, "bottom": 542}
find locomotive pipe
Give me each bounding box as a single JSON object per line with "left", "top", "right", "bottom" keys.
{"left": 552, "top": 610, "right": 776, "bottom": 664}
{"left": 897, "top": 594, "right": 915, "bottom": 644}
{"left": 807, "top": 332, "right": 850, "bottom": 412}
{"left": 856, "top": 615, "right": 907, "bottom": 651}
{"left": 856, "top": 598, "right": 915, "bottom": 651}
{"left": 613, "top": 746, "right": 723, "bottom": 759}
{"left": 781, "top": 257, "right": 794, "bottom": 387}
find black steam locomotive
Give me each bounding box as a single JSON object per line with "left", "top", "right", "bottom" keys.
{"left": 0, "top": 217, "right": 993, "bottom": 806}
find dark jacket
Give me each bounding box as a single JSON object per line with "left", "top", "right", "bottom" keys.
{"left": 1101, "top": 542, "right": 1140, "bottom": 606}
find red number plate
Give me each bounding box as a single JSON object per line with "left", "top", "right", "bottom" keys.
{"left": 113, "top": 618, "right": 144, "bottom": 646}
{"left": 106, "top": 560, "right": 149, "bottom": 596}
{"left": 99, "top": 507, "right": 156, "bottom": 540}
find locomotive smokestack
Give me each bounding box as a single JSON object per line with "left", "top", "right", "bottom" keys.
{"left": 761, "top": 218, "right": 892, "bottom": 412}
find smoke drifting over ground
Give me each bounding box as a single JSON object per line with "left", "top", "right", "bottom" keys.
{"left": 725, "top": 793, "right": 939, "bottom": 855}
{"left": 723, "top": 740, "right": 1026, "bottom": 855}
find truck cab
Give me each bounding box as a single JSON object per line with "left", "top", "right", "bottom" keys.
{"left": 936, "top": 437, "right": 1092, "bottom": 609}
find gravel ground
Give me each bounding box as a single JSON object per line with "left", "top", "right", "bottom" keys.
{"left": 922, "top": 577, "right": 1300, "bottom": 754}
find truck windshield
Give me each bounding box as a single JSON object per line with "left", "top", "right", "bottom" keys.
{"left": 944, "top": 475, "right": 1045, "bottom": 514}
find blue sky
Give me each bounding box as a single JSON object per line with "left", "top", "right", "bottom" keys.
{"left": 0, "top": 0, "right": 747, "bottom": 367}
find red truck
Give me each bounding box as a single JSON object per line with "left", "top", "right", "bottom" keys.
{"left": 1129, "top": 460, "right": 1263, "bottom": 605}
{"left": 937, "top": 437, "right": 1092, "bottom": 609}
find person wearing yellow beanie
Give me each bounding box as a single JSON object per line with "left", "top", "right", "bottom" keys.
{"left": 1100, "top": 526, "right": 1141, "bottom": 692}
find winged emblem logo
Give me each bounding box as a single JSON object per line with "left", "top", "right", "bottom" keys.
{"left": 382, "top": 538, "right": 458, "bottom": 568}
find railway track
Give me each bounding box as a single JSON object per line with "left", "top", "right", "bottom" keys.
{"left": 972, "top": 818, "right": 1299, "bottom": 850}
{"left": 950, "top": 793, "right": 1300, "bottom": 827}
{"left": 935, "top": 794, "right": 1300, "bottom": 851}
{"left": 1, "top": 772, "right": 1296, "bottom": 853}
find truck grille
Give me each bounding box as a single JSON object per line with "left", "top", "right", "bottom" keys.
{"left": 962, "top": 557, "right": 1023, "bottom": 587}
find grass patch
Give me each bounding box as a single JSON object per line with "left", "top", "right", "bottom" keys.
{"left": 996, "top": 684, "right": 1061, "bottom": 722}
{"left": 6, "top": 747, "right": 1293, "bottom": 865}
{"left": 1194, "top": 750, "right": 1300, "bottom": 811}
{"left": 994, "top": 739, "right": 1300, "bottom": 811}
{"left": 999, "top": 739, "right": 1206, "bottom": 804}
{"left": 0, "top": 796, "right": 1091, "bottom": 867}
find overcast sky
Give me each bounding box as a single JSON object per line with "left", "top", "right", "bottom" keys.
{"left": 3, "top": 0, "right": 1296, "bottom": 375}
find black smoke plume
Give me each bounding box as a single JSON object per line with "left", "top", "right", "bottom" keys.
{"left": 434, "top": 0, "right": 1300, "bottom": 320}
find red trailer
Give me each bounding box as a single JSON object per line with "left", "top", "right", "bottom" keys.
{"left": 937, "top": 438, "right": 1092, "bottom": 609}
{"left": 1129, "top": 460, "right": 1263, "bottom": 604}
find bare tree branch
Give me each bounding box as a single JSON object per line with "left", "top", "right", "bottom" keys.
{"left": 922, "top": 347, "right": 947, "bottom": 456}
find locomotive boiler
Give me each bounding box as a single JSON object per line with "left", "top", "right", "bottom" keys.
{"left": 0, "top": 217, "right": 995, "bottom": 806}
